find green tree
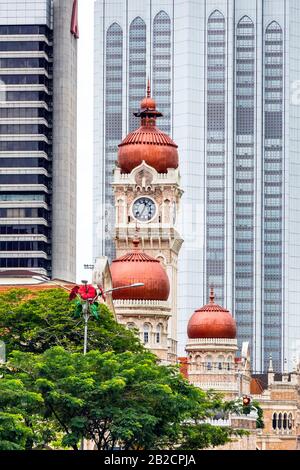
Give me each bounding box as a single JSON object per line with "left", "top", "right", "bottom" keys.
{"left": 0, "top": 289, "right": 143, "bottom": 355}
{"left": 3, "top": 347, "right": 239, "bottom": 451}
{"left": 0, "top": 377, "right": 43, "bottom": 450}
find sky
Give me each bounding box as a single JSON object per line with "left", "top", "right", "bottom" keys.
{"left": 76, "top": 0, "right": 94, "bottom": 283}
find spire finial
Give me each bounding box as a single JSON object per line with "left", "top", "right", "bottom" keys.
{"left": 209, "top": 286, "right": 215, "bottom": 304}
{"left": 147, "top": 78, "right": 151, "bottom": 98}
{"left": 268, "top": 354, "right": 273, "bottom": 372}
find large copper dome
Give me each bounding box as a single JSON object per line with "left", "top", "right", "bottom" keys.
{"left": 187, "top": 288, "right": 237, "bottom": 339}
{"left": 118, "top": 81, "right": 178, "bottom": 174}
{"left": 110, "top": 239, "right": 170, "bottom": 301}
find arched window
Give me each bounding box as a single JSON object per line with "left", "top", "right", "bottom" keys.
{"left": 206, "top": 355, "right": 213, "bottom": 371}
{"left": 117, "top": 198, "right": 125, "bottom": 224}
{"left": 153, "top": 10, "right": 171, "bottom": 134}
{"left": 288, "top": 413, "right": 293, "bottom": 430}
{"left": 129, "top": 17, "right": 146, "bottom": 131}
{"left": 272, "top": 413, "right": 277, "bottom": 430}
{"left": 278, "top": 413, "right": 282, "bottom": 430}
{"left": 156, "top": 324, "right": 162, "bottom": 344}
{"left": 195, "top": 355, "right": 201, "bottom": 367}
{"left": 226, "top": 355, "right": 232, "bottom": 370}
{"left": 163, "top": 199, "right": 171, "bottom": 223}
{"left": 283, "top": 413, "right": 287, "bottom": 430}
{"left": 217, "top": 355, "right": 225, "bottom": 370}
{"left": 143, "top": 323, "right": 150, "bottom": 344}
{"left": 127, "top": 322, "right": 136, "bottom": 331}
{"left": 206, "top": 10, "right": 226, "bottom": 304}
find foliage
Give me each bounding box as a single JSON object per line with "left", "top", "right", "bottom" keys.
{"left": 0, "top": 289, "right": 143, "bottom": 355}
{"left": 224, "top": 397, "right": 264, "bottom": 429}
{"left": 0, "top": 377, "right": 43, "bottom": 450}
{"left": 0, "top": 288, "right": 246, "bottom": 450}
{"left": 178, "top": 423, "right": 245, "bottom": 450}
{"left": 2, "top": 347, "right": 237, "bottom": 451}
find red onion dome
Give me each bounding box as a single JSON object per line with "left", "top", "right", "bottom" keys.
{"left": 187, "top": 288, "right": 237, "bottom": 339}
{"left": 118, "top": 81, "right": 178, "bottom": 174}
{"left": 110, "top": 239, "right": 170, "bottom": 301}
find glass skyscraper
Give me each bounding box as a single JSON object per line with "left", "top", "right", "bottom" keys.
{"left": 0, "top": 0, "right": 78, "bottom": 281}
{"left": 93, "top": 0, "right": 300, "bottom": 372}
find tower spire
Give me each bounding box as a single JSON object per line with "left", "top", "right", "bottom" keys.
{"left": 268, "top": 354, "right": 273, "bottom": 372}
{"left": 209, "top": 286, "right": 215, "bottom": 304}
{"left": 134, "top": 80, "right": 162, "bottom": 122}
{"left": 147, "top": 77, "right": 151, "bottom": 98}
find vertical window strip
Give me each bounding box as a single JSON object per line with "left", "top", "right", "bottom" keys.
{"left": 206, "top": 10, "right": 226, "bottom": 304}
{"left": 234, "top": 17, "right": 255, "bottom": 349}
{"left": 129, "top": 17, "right": 146, "bottom": 132}
{"left": 105, "top": 23, "right": 123, "bottom": 261}
{"left": 153, "top": 10, "right": 171, "bottom": 134}
{"left": 263, "top": 21, "right": 283, "bottom": 372}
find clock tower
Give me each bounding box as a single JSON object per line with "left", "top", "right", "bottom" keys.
{"left": 110, "top": 82, "right": 183, "bottom": 362}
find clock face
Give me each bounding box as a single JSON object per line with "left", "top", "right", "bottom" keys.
{"left": 132, "top": 197, "right": 156, "bottom": 222}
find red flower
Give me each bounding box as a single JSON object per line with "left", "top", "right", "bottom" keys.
{"left": 69, "top": 285, "right": 80, "bottom": 301}
{"left": 78, "top": 285, "right": 97, "bottom": 302}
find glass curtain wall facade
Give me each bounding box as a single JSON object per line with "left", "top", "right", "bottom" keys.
{"left": 94, "top": 0, "right": 300, "bottom": 372}
{"left": 0, "top": 23, "right": 53, "bottom": 275}
{"left": 94, "top": 2, "right": 173, "bottom": 265}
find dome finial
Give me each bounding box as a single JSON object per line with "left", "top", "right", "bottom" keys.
{"left": 147, "top": 77, "right": 151, "bottom": 98}
{"left": 209, "top": 286, "right": 215, "bottom": 304}
{"left": 268, "top": 354, "right": 273, "bottom": 372}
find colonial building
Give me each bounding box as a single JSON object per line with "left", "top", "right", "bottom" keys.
{"left": 108, "top": 83, "right": 183, "bottom": 363}
{"left": 179, "top": 288, "right": 300, "bottom": 449}
{"left": 185, "top": 287, "right": 251, "bottom": 400}
{"left": 251, "top": 358, "right": 300, "bottom": 450}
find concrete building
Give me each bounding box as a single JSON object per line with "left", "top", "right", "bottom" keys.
{"left": 93, "top": 0, "right": 300, "bottom": 372}
{"left": 0, "top": 0, "right": 78, "bottom": 282}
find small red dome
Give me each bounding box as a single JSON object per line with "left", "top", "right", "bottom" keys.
{"left": 110, "top": 239, "right": 170, "bottom": 301}
{"left": 118, "top": 81, "right": 178, "bottom": 174}
{"left": 187, "top": 288, "right": 237, "bottom": 339}
{"left": 140, "top": 96, "right": 156, "bottom": 110}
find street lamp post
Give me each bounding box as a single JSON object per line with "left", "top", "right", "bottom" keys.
{"left": 32, "top": 275, "right": 144, "bottom": 451}
{"left": 32, "top": 276, "right": 144, "bottom": 356}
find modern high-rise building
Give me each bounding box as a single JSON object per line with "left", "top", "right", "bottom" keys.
{"left": 93, "top": 0, "right": 300, "bottom": 372}
{"left": 0, "top": 0, "right": 78, "bottom": 281}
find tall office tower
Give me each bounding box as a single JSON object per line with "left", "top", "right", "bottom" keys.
{"left": 94, "top": 0, "right": 300, "bottom": 372}
{"left": 0, "top": 0, "right": 78, "bottom": 281}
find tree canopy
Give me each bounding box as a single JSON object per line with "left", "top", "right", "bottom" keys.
{"left": 0, "top": 288, "right": 143, "bottom": 355}
{"left": 0, "top": 288, "right": 249, "bottom": 450}
{"left": 1, "top": 347, "right": 242, "bottom": 450}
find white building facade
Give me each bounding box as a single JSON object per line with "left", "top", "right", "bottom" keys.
{"left": 93, "top": 0, "right": 300, "bottom": 372}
